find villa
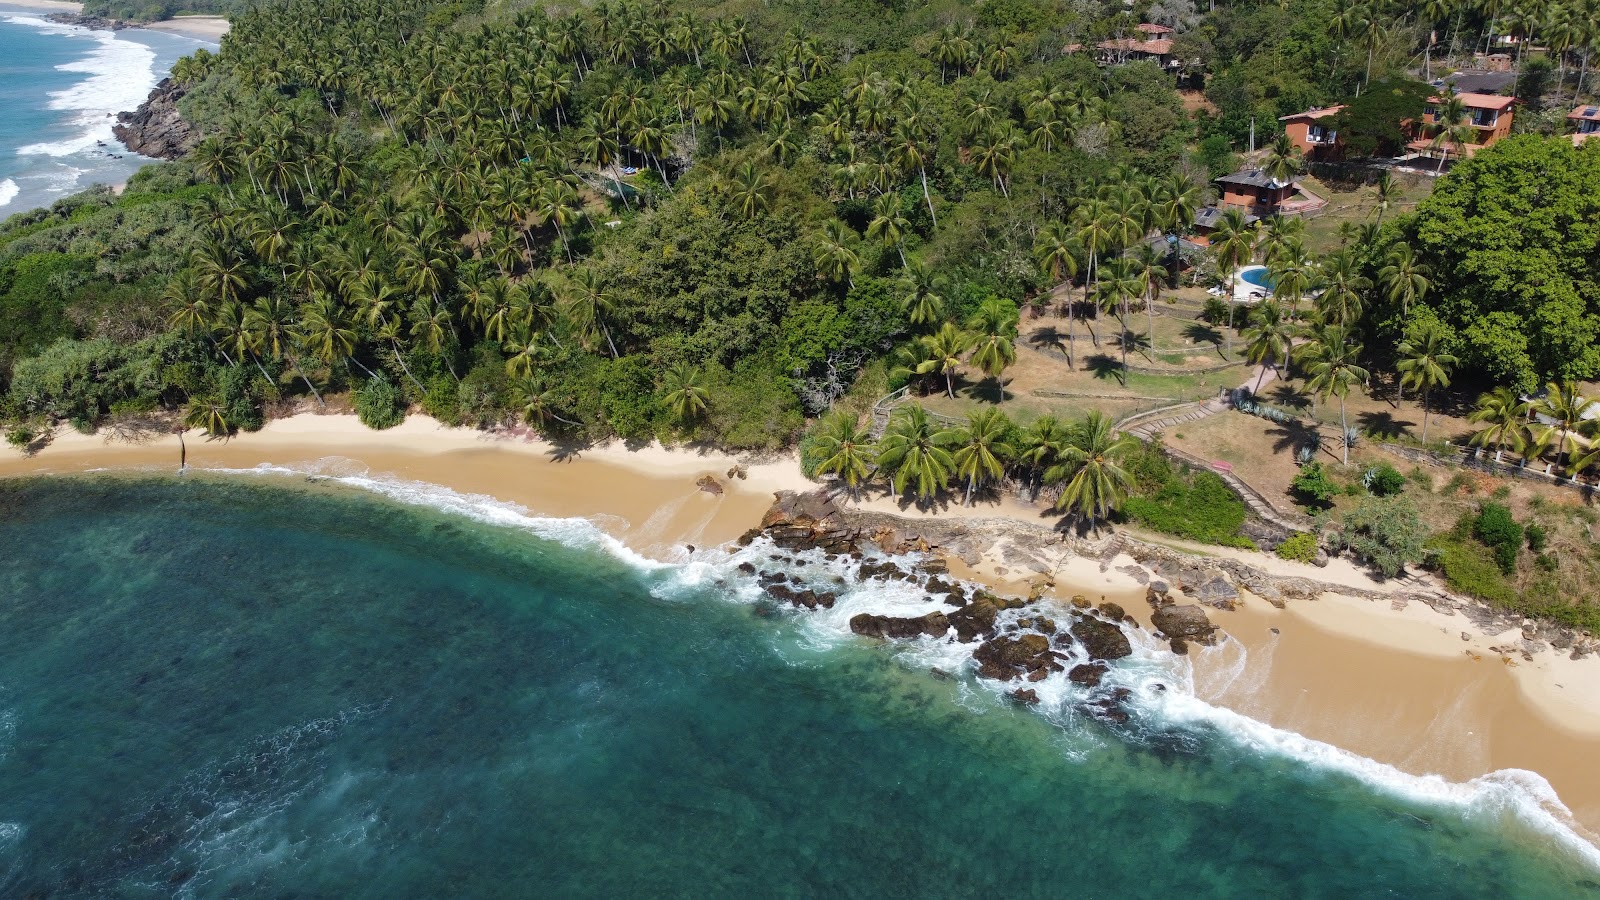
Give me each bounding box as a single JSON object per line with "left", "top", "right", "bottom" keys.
{"left": 1065, "top": 24, "right": 1178, "bottom": 69}
{"left": 1278, "top": 106, "right": 1345, "bottom": 160}
{"left": 1405, "top": 92, "right": 1515, "bottom": 161}
{"left": 1568, "top": 104, "right": 1600, "bottom": 145}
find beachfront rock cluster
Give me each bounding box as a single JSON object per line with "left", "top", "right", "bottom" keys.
{"left": 741, "top": 490, "right": 1213, "bottom": 727}
{"left": 113, "top": 78, "right": 196, "bottom": 161}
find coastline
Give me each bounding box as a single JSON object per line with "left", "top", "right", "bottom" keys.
{"left": 3, "top": 411, "right": 1598, "bottom": 842}
{"left": 135, "top": 14, "right": 227, "bottom": 40}
{"left": 0, "top": 0, "right": 83, "bottom": 10}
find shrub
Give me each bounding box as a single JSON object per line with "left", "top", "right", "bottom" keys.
{"left": 1406, "top": 466, "right": 1433, "bottom": 492}
{"left": 354, "top": 375, "right": 406, "bottom": 430}
{"left": 1525, "top": 522, "right": 1548, "bottom": 553}
{"left": 1201, "top": 297, "right": 1231, "bottom": 325}
{"left": 5, "top": 424, "right": 35, "bottom": 448}
{"left": 1291, "top": 462, "right": 1339, "bottom": 506}
{"left": 1275, "top": 531, "right": 1319, "bottom": 563}
{"left": 1335, "top": 496, "right": 1426, "bottom": 577}
{"left": 1123, "top": 469, "right": 1248, "bottom": 546}
{"left": 1430, "top": 536, "right": 1519, "bottom": 605}
{"left": 1364, "top": 463, "right": 1406, "bottom": 497}
{"left": 1473, "top": 503, "right": 1524, "bottom": 575}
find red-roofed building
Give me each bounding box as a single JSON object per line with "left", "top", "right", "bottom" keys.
{"left": 1278, "top": 106, "right": 1346, "bottom": 160}
{"left": 1065, "top": 26, "right": 1179, "bottom": 68}
{"left": 1406, "top": 92, "right": 1515, "bottom": 161}
{"left": 1135, "top": 23, "right": 1175, "bottom": 36}
{"left": 1568, "top": 104, "right": 1600, "bottom": 145}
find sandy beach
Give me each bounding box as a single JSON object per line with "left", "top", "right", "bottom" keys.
{"left": 3, "top": 411, "right": 1599, "bottom": 841}
{"left": 0, "top": 0, "right": 83, "bottom": 11}
{"left": 136, "top": 14, "right": 227, "bottom": 40}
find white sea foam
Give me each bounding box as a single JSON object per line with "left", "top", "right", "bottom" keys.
{"left": 202, "top": 461, "right": 1600, "bottom": 868}
{"left": 0, "top": 179, "right": 17, "bottom": 208}
{"left": 10, "top": 17, "right": 159, "bottom": 160}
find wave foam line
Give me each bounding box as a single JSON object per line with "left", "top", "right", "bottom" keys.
{"left": 9, "top": 16, "right": 159, "bottom": 159}
{"left": 0, "top": 179, "right": 17, "bottom": 208}
{"left": 201, "top": 462, "right": 1600, "bottom": 869}
{"left": 202, "top": 461, "right": 669, "bottom": 573}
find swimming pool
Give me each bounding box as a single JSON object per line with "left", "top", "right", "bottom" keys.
{"left": 1239, "top": 265, "right": 1274, "bottom": 290}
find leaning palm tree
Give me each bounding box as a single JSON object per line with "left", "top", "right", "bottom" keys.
{"left": 1395, "top": 322, "right": 1457, "bottom": 444}
{"left": 1045, "top": 411, "right": 1138, "bottom": 530}
{"left": 876, "top": 403, "right": 955, "bottom": 502}
{"left": 947, "top": 407, "right": 1016, "bottom": 505}
{"left": 184, "top": 395, "right": 231, "bottom": 437}
{"left": 1467, "top": 386, "right": 1532, "bottom": 462}
{"left": 662, "top": 364, "right": 710, "bottom": 425}
{"left": 1241, "top": 301, "right": 1296, "bottom": 393}
{"left": 1302, "top": 326, "right": 1370, "bottom": 465}
{"left": 806, "top": 410, "right": 876, "bottom": 490}
{"left": 555, "top": 267, "right": 620, "bottom": 358}
{"left": 916, "top": 322, "right": 973, "bottom": 399}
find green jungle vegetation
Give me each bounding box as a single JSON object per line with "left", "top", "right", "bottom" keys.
{"left": 4, "top": 0, "right": 1600, "bottom": 627}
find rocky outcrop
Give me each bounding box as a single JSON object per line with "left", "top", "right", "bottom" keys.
{"left": 1152, "top": 604, "right": 1220, "bottom": 653}
{"left": 974, "top": 633, "right": 1064, "bottom": 681}
{"left": 1070, "top": 616, "right": 1133, "bottom": 661}
{"left": 850, "top": 611, "right": 948, "bottom": 640}
{"left": 114, "top": 78, "right": 196, "bottom": 160}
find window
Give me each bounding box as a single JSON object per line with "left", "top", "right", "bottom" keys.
{"left": 1308, "top": 124, "right": 1332, "bottom": 143}
{"left": 1424, "top": 104, "right": 1437, "bottom": 119}
{"left": 1470, "top": 108, "right": 1498, "bottom": 128}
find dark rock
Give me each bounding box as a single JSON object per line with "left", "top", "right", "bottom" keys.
{"left": 757, "top": 571, "right": 788, "bottom": 587}
{"left": 1146, "top": 584, "right": 1174, "bottom": 609}
{"left": 1097, "top": 602, "right": 1127, "bottom": 621}
{"left": 1152, "top": 604, "right": 1219, "bottom": 646}
{"left": 947, "top": 598, "right": 1000, "bottom": 642}
{"left": 930, "top": 667, "right": 953, "bottom": 680}
{"left": 113, "top": 78, "right": 195, "bottom": 160}
{"left": 1068, "top": 662, "right": 1109, "bottom": 687}
{"left": 1169, "top": 638, "right": 1188, "bottom": 655}
{"left": 916, "top": 558, "right": 950, "bottom": 575}
{"left": 944, "top": 590, "right": 968, "bottom": 607}
{"left": 974, "top": 632, "right": 1057, "bottom": 681}
{"left": 1070, "top": 594, "right": 1091, "bottom": 608}
{"left": 1036, "top": 618, "right": 1057, "bottom": 634}
{"left": 1070, "top": 617, "right": 1133, "bottom": 661}
{"left": 925, "top": 576, "right": 954, "bottom": 595}
{"left": 695, "top": 474, "right": 724, "bottom": 495}
{"left": 1009, "top": 688, "right": 1040, "bottom": 705}
{"left": 857, "top": 560, "right": 910, "bottom": 582}
{"left": 849, "top": 611, "right": 949, "bottom": 640}
{"left": 1192, "top": 576, "right": 1240, "bottom": 611}
{"left": 736, "top": 562, "right": 756, "bottom": 575}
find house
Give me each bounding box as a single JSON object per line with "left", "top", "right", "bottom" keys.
{"left": 1569, "top": 105, "right": 1600, "bottom": 145}
{"left": 1405, "top": 92, "right": 1515, "bottom": 161}
{"left": 1189, "top": 168, "right": 1326, "bottom": 244}
{"left": 1278, "top": 106, "right": 1345, "bottom": 160}
{"left": 1471, "top": 52, "right": 1513, "bottom": 73}
{"left": 1065, "top": 25, "right": 1178, "bottom": 68}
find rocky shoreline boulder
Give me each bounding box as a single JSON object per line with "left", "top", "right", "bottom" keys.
{"left": 113, "top": 78, "right": 197, "bottom": 161}
{"left": 1151, "top": 604, "right": 1220, "bottom": 653}
{"left": 1070, "top": 616, "right": 1133, "bottom": 661}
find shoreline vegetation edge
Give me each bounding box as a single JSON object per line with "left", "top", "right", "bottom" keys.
{"left": 2, "top": 410, "right": 1599, "bottom": 842}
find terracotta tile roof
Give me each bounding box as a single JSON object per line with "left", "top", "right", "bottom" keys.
{"left": 1096, "top": 37, "right": 1173, "bottom": 54}
{"left": 1429, "top": 92, "right": 1515, "bottom": 111}
{"left": 1136, "top": 23, "right": 1174, "bottom": 35}
{"left": 1569, "top": 105, "right": 1600, "bottom": 122}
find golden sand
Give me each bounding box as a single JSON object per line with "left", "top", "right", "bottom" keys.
{"left": 4, "top": 412, "right": 1599, "bottom": 837}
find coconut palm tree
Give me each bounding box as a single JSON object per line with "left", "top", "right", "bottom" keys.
{"left": 1209, "top": 208, "right": 1257, "bottom": 356}
{"left": 1379, "top": 244, "right": 1428, "bottom": 320}
{"left": 1302, "top": 326, "right": 1370, "bottom": 465}
{"left": 1017, "top": 414, "right": 1072, "bottom": 501}
{"left": 662, "top": 364, "right": 711, "bottom": 425}
{"left": 1033, "top": 221, "right": 1081, "bottom": 366}
{"left": 866, "top": 193, "right": 913, "bottom": 267}
{"left": 1535, "top": 380, "right": 1596, "bottom": 471}
{"left": 1395, "top": 322, "right": 1457, "bottom": 443}
{"left": 1262, "top": 133, "right": 1302, "bottom": 185}
{"left": 1045, "top": 411, "right": 1138, "bottom": 530}
{"left": 1468, "top": 386, "right": 1533, "bottom": 461}
{"left": 966, "top": 297, "right": 1019, "bottom": 396}
{"left": 1095, "top": 257, "right": 1144, "bottom": 379}
{"left": 1241, "top": 301, "right": 1296, "bottom": 393}
{"left": 916, "top": 322, "right": 973, "bottom": 399}
{"left": 947, "top": 407, "right": 1016, "bottom": 505}
{"left": 1430, "top": 95, "right": 1471, "bottom": 173}
{"left": 812, "top": 219, "right": 861, "bottom": 288}
{"left": 1371, "top": 170, "right": 1400, "bottom": 228}
{"left": 898, "top": 260, "right": 946, "bottom": 328}
{"left": 876, "top": 403, "right": 955, "bottom": 502}
{"left": 807, "top": 410, "right": 876, "bottom": 490}
{"left": 1316, "top": 251, "right": 1370, "bottom": 327}
{"left": 556, "top": 267, "right": 620, "bottom": 358}
{"left": 184, "top": 395, "right": 231, "bottom": 437}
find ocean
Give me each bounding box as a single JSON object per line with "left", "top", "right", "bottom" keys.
{"left": 0, "top": 472, "right": 1596, "bottom": 897}
{"left": 0, "top": 10, "right": 213, "bottom": 216}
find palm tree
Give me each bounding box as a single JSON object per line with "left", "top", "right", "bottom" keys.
{"left": 729, "top": 161, "right": 777, "bottom": 220}
{"left": 1266, "top": 238, "right": 1316, "bottom": 313}
{"left": 1316, "top": 251, "right": 1370, "bottom": 327}
{"left": 1395, "top": 322, "right": 1458, "bottom": 444}
{"left": 866, "top": 193, "right": 912, "bottom": 267}
{"left": 1535, "top": 380, "right": 1596, "bottom": 471}
{"left": 1379, "top": 244, "right": 1428, "bottom": 320}
{"left": 967, "top": 298, "right": 1019, "bottom": 395}
{"left": 947, "top": 407, "right": 1015, "bottom": 505}
{"left": 1044, "top": 411, "right": 1138, "bottom": 530}
{"left": 812, "top": 219, "right": 861, "bottom": 288}
{"left": 898, "top": 260, "right": 947, "bottom": 328}
{"left": 1430, "top": 95, "right": 1471, "bottom": 173}
{"left": 1095, "top": 257, "right": 1144, "bottom": 379}
{"left": 1241, "top": 301, "right": 1296, "bottom": 393}
{"left": 244, "top": 295, "right": 324, "bottom": 406}
{"left": 807, "top": 410, "right": 875, "bottom": 490}
{"left": 662, "top": 364, "right": 711, "bottom": 425}
{"left": 1033, "top": 221, "right": 1081, "bottom": 367}
{"left": 1468, "top": 387, "right": 1532, "bottom": 461}
{"left": 1209, "top": 208, "right": 1257, "bottom": 356}
{"left": 184, "top": 395, "right": 231, "bottom": 437}
{"left": 1371, "top": 170, "right": 1400, "bottom": 228}
{"left": 917, "top": 322, "right": 973, "bottom": 399}
{"left": 1017, "top": 414, "right": 1071, "bottom": 501}
{"left": 876, "top": 403, "right": 955, "bottom": 502}
{"left": 1262, "top": 133, "right": 1302, "bottom": 185}
{"left": 556, "top": 267, "right": 619, "bottom": 358}
{"left": 1302, "top": 326, "right": 1370, "bottom": 465}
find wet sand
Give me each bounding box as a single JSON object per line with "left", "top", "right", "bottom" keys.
{"left": 137, "top": 14, "right": 227, "bottom": 40}
{"left": 4, "top": 412, "right": 1599, "bottom": 840}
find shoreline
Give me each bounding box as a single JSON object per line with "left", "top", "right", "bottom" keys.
{"left": 3, "top": 411, "right": 1599, "bottom": 842}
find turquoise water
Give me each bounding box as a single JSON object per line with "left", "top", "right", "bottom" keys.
{"left": 0, "top": 474, "right": 1596, "bottom": 897}
{"left": 0, "top": 10, "right": 212, "bottom": 215}
{"left": 1239, "top": 265, "right": 1274, "bottom": 290}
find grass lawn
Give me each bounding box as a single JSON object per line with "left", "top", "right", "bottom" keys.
{"left": 1299, "top": 172, "right": 1435, "bottom": 256}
